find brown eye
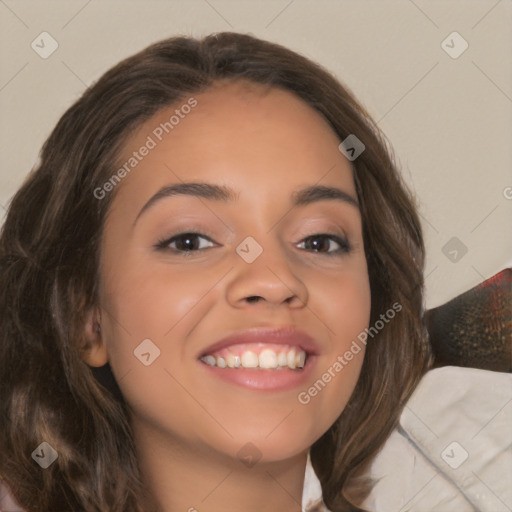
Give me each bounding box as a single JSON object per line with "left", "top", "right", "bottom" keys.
{"left": 298, "top": 234, "right": 351, "bottom": 256}
{"left": 156, "top": 232, "right": 216, "bottom": 253}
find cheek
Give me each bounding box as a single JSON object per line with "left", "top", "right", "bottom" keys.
{"left": 98, "top": 262, "right": 220, "bottom": 445}
{"left": 315, "top": 256, "right": 372, "bottom": 341}
{"left": 102, "top": 257, "right": 216, "bottom": 341}
{"left": 300, "top": 262, "right": 370, "bottom": 419}
{"left": 98, "top": 259, "right": 213, "bottom": 402}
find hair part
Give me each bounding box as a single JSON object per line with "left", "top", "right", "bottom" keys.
{"left": 0, "top": 32, "right": 432, "bottom": 511}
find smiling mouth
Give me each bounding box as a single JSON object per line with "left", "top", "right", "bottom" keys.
{"left": 199, "top": 343, "right": 307, "bottom": 370}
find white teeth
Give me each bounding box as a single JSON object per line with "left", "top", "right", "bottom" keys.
{"left": 277, "top": 351, "right": 288, "bottom": 366}
{"left": 259, "top": 349, "right": 278, "bottom": 369}
{"left": 226, "top": 353, "right": 241, "bottom": 368}
{"left": 241, "top": 351, "right": 259, "bottom": 368}
{"left": 201, "top": 348, "right": 307, "bottom": 370}
{"left": 287, "top": 348, "right": 297, "bottom": 369}
{"left": 203, "top": 355, "right": 216, "bottom": 366}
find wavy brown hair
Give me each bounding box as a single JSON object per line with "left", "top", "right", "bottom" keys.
{"left": 0, "top": 32, "right": 432, "bottom": 511}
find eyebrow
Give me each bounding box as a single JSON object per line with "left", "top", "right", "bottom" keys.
{"left": 133, "top": 182, "right": 359, "bottom": 226}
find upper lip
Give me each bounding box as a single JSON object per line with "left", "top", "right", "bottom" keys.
{"left": 198, "top": 326, "right": 321, "bottom": 358}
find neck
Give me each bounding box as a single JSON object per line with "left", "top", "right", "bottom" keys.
{"left": 133, "top": 422, "right": 308, "bottom": 512}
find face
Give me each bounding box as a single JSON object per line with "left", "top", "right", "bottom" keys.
{"left": 85, "top": 80, "right": 371, "bottom": 464}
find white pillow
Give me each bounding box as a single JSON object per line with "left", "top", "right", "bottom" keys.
{"left": 303, "top": 366, "right": 512, "bottom": 512}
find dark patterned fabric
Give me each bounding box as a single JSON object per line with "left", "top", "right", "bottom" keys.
{"left": 425, "top": 268, "right": 512, "bottom": 372}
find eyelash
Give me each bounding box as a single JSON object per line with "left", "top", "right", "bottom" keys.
{"left": 154, "top": 231, "right": 351, "bottom": 257}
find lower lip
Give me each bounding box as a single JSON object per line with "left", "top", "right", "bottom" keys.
{"left": 198, "top": 356, "right": 317, "bottom": 391}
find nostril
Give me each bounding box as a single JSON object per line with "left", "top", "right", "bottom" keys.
{"left": 246, "top": 296, "right": 261, "bottom": 303}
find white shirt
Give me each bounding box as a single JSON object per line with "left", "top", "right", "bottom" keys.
{"left": 302, "top": 366, "right": 512, "bottom": 512}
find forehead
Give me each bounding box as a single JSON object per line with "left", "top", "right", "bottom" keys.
{"left": 110, "top": 80, "right": 356, "bottom": 213}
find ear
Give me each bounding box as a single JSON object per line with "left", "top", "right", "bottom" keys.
{"left": 81, "top": 307, "right": 108, "bottom": 367}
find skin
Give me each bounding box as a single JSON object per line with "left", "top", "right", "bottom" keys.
{"left": 83, "top": 80, "right": 371, "bottom": 512}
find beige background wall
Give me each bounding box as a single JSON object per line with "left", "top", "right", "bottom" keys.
{"left": 1, "top": 0, "right": 511, "bottom": 308}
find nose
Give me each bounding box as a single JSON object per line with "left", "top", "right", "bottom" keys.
{"left": 225, "top": 237, "right": 309, "bottom": 309}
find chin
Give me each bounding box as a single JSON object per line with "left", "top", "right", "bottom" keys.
{"left": 220, "top": 428, "right": 320, "bottom": 466}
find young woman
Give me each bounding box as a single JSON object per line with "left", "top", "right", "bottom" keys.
{"left": 0, "top": 32, "right": 432, "bottom": 511}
